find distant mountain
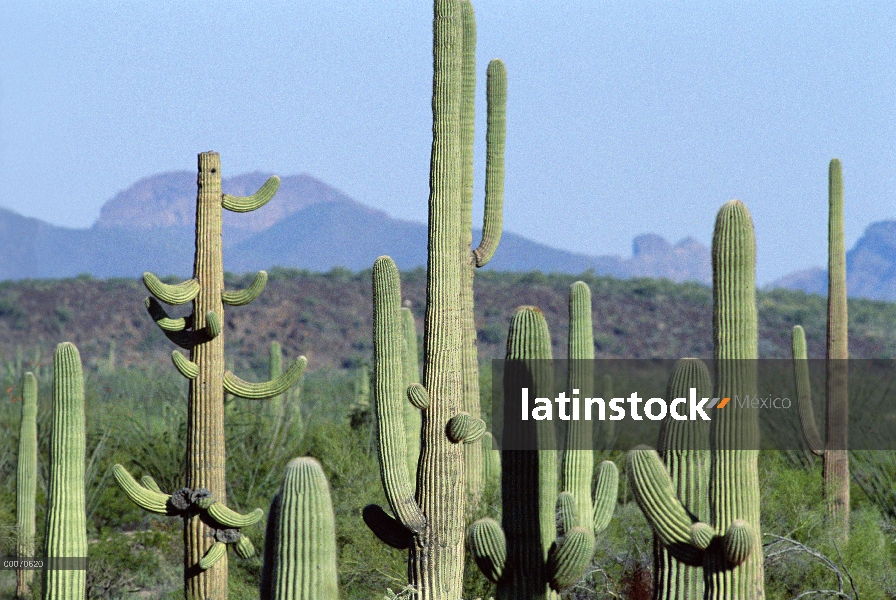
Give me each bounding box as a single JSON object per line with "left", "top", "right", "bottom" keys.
{"left": 771, "top": 220, "right": 896, "bottom": 301}
{"left": 0, "top": 171, "right": 712, "bottom": 283}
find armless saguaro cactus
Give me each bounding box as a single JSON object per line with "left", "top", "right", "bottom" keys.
{"left": 791, "top": 158, "right": 850, "bottom": 540}
{"left": 16, "top": 372, "right": 37, "bottom": 600}
{"left": 112, "top": 152, "right": 306, "bottom": 600}
{"left": 469, "top": 306, "right": 616, "bottom": 599}
{"left": 629, "top": 200, "right": 764, "bottom": 599}
{"left": 260, "top": 457, "right": 338, "bottom": 600}
{"left": 458, "top": 0, "right": 507, "bottom": 512}
{"left": 43, "top": 343, "right": 87, "bottom": 600}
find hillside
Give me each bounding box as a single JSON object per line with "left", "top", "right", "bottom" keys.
{"left": 0, "top": 171, "right": 711, "bottom": 283}
{"left": 0, "top": 270, "right": 893, "bottom": 379}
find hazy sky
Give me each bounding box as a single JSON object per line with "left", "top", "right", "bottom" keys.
{"left": 3, "top": 2, "right": 895, "bottom": 284}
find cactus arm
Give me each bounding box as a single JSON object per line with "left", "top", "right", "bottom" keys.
{"left": 145, "top": 297, "right": 191, "bottom": 331}
{"left": 233, "top": 535, "right": 255, "bottom": 559}
{"left": 140, "top": 475, "right": 163, "bottom": 494}
{"left": 722, "top": 520, "right": 753, "bottom": 566}
{"left": 555, "top": 491, "right": 579, "bottom": 535}
{"left": 146, "top": 298, "right": 220, "bottom": 348}
{"left": 362, "top": 504, "right": 412, "bottom": 549}
{"left": 406, "top": 383, "right": 430, "bottom": 409}
{"left": 792, "top": 325, "right": 824, "bottom": 456}
{"left": 546, "top": 526, "right": 594, "bottom": 592}
{"left": 370, "top": 257, "right": 426, "bottom": 533}
{"left": 591, "top": 460, "right": 619, "bottom": 534}
{"left": 221, "top": 271, "right": 268, "bottom": 306}
{"left": 172, "top": 351, "right": 200, "bottom": 379}
{"left": 143, "top": 272, "right": 200, "bottom": 305}
{"left": 469, "top": 518, "right": 506, "bottom": 584}
{"left": 446, "top": 412, "right": 486, "bottom": 444}
{"left": 627, "top": 447, "right": 705, "bottom": 564}
{"left": 197, "top": 500, "right": 263, "bottom": 528}
{"left": 472, "top": 59, "right": 507, "bottom": 267}
{"left": 112, "top": 464, "right": 174, "bottom": 515}
{"left": 223, "top": 356, "right": 307, "bottom": 399}
{"left": 198, "top": 542, "right": 227, "bottom": 571}
{"left": 221, "top": 175, "right": 280, "bottom": 212}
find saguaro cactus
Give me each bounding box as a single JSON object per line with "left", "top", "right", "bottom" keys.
{"left": 361, "top": 0, "right": 506, "bottom": 596}
{"left": 16, "top": 372, "right": 37, "bottom": 599}
{"left": 113, "top": 152, "right": 305, "bottom": 600}
{"left": 653, "top": 358, "right": 712, "bottom": 599}
{"left": 260, "top": 457, "right": 338, "bottom": 600}
{"left": 44, "top": 343, "right": 87, "bottom": 600}
{"left": 629, "top": 200, "right": 764, "bottom": 598}
{"left": 469, "top": 306, "right": 617, "bottom": 599}
{"left": 458, "top": 0, "right": 507, "bottom": 511}
{"left": 791, "top": 158, "right": 850, "bottom": 540}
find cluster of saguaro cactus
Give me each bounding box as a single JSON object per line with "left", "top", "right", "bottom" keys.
{"left": 112, "top": 152, "right": 306, "bottom": 599}
{"left": 458, "top": 0, "right": 506, "bottom": 511}
{"left": 791, "top": 158, "right": 850, "bottom": 540}
{"left": 16, "top": 372, "right": 38, "bottom": 599}
{"left": 44, "top": 343, "right": 88, "bottom": 600}
{"left": 628, "top": 200, "right": 764, "bottom": 598}
{"left": 360, "top": 0, "right": 506, "bottom": 596}
{"left": 261, "top": 457, "right": 338, "bottom": 600}
{"left": 468, "top": 300, "right": 618, "bottom": 598}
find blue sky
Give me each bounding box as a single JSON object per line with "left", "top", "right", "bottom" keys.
{"left": 2, "top": 2, "right": 895, "bottom": 284}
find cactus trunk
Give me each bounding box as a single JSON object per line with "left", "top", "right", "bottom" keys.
{"left": 184, "top": 151, "right": 229, "bottom": 599}
{"left": 16, "top": 373, "right": 38, "bottom": 599}
{"left": 43, "top": 343, "right": 87, "bottom": 600}
{"left": 824, "top": 158, "right": 849, "bottom": 539}
{"left": 261, "top": 458, "right": 338, "bottom": 600}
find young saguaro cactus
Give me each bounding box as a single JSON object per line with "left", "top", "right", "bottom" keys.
{"left": 44, "top": 343, "right": 87, "bottom": 600}
{"left": 469, "top": 306, "right": 617, "bottom": 599}
{"left": 628, "top": 200, "right": 764, "bottom": 598}
{"left": 113, "top": 152, "right": 306, "bottom": 600}
{"left": 16, "top": 372, "right": 38, "bottom": 599}
{"left": 791, "top": 158, "right": 850, "bottom": 540}
{"left": 260, "top": 457, "right": 338, "bottom": 600}
{"left": 458, "top": 0, "right": 507, "bottom": 511}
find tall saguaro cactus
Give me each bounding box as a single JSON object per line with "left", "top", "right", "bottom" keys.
{"left": 16, "top": 372, "right": 38, "bottom": 599}
{"left": 113, "top": 152, "right": 306, "bottom": 600}
{"left": 360, "top": 1, "right": 505, "bottom": 597}
{"left": 458, "top": 0, "right": 507, "bottom": 511}
{"left": 791, "top": 158, "right": 850, "bottom": 540}
{"left": 44, "top": 343, "right": 87, "bottom": 600}
{"left": 629, "top": 200, "right": 764, "bottom": 598}
{"left": 261, "top": 457, "right": 338, "bottom": 600}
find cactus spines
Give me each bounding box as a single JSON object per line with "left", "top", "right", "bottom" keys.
{"left": 114, "top": 153, "right": 300, "bottom": 599}
{"left": 16, "top": 372, "right": 37, "bottom": 599}
{"left": 44, "top": 342, "right": 87, "bottom": 600}
{"left": 459, "top": 0, "right": 507, "bottom": 511}
{"left": 261, "top": 457, "right": 338, "bottom": 600}
{"left": 629, "top": 201, "right": 763, "bottom": 598}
